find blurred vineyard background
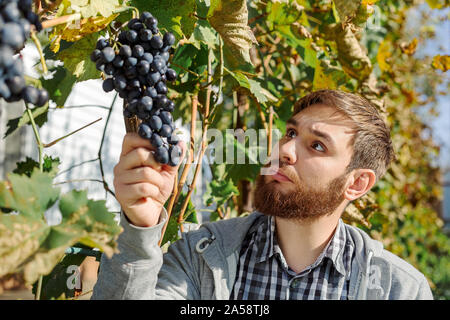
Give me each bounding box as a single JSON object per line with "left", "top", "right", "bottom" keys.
{"left": 0, "top": 0, "right": 449, "bottom": 299}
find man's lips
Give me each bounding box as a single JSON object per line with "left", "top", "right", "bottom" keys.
{"left": 269, "top": 169, "right": 292, "bottom": 182}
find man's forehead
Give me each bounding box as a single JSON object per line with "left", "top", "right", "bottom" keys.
{"left": 287, "top": 105, "right": 356, "bottom": 148}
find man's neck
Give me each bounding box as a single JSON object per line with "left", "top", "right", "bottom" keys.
{"left": 274, "top": 213, "right": 341, "bottom": 273}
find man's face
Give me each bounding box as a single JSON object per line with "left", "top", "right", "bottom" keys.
{"left": 254, "top": 104, "right": 356, "bottom": 221}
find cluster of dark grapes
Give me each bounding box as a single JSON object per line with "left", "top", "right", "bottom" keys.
{"left": 0, "top": 0, "right": 48, "bottom": 106}
{"left": 91, "top": 11, "right": 182, "bottom": 166}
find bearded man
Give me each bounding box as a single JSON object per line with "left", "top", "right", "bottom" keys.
{"left": 92, "top": 89, "right": 433, "bottom": 300}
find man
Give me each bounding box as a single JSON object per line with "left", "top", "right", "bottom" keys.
{"left": 92, "top": 89, "right": 433, "bottom": 300}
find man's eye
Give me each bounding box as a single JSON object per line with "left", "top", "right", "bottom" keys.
{"left": 312, "top": 142, "right": 325, "bottom": 152}
{"left": 286, "top": 128, "right": 296, "bottom": 138}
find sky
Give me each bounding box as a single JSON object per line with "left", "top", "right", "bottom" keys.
{"left": 410, "top": 5, "right": 450, "bottom": 171}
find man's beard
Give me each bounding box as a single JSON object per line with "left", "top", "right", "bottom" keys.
{"left": 253, "top": 163, "right": 348, "bottom": 222}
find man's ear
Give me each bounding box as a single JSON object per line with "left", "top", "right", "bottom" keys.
{"left": 344, "top": 169, "right": 377, "bottom": 201}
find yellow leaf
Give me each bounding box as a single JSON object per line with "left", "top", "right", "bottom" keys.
{"left": 432, "top": 54, "right": 450, "bottom": 72}
{"left": 49, "top": 14, "right": 118, "bottom": 53}
{"left": 376, "top": 38, "right": 391, "bottom": 72}
{"left": 362, "top": 0, "right": 379, "bottom": 5}
{"left": 313, "top": 62, "right": 336, "bottom": 90}
{"left": 400, "top": 38, "right": 418, "bottom": 56}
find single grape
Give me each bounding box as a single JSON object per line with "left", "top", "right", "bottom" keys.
{"left": 125, "top": 30, "right": 138, "bottom": 43}
{"left": 130, "top": 21, "right": 144, "bottom": 31}
{"left": 163, "top": 32, "right": 176, "bottom": 47}
{"left": 1, "top": 23, "right": 25, "bottom": 50}
{"left": 150, "top": 36, "right": 163, "bottom": 49}
{"left": 155, "top": 81, "right": 167, "bottom": 94}
{"left": 6, "top": 75, "right": 25, "bottom": 95}
{"left": 137, "top": 60, "right": 150, "bottom": 75}
{"left": 144, "top": 16, "right": 158, "bottom": 29}
{"left": 96, "top": 38, "right": 109, "bottom": 50}
{"left": 149, "top": 115, "right": 162, "bottom": 131}
{"left": 144, "top": 86, "right": 158, "bottom": 98}
{"left": 2, "top": 2, "right": 21, "bottom": 22}
{"left": 101, "top": 46, "right": 115, "bottom": 63}
{"left": 104, "top": 63, "right": 115, "bottom": 75}
{"left": 0, "top": 45, "right": 14, "bottom": 68}
{"left": 102, "top": 78, "right": 114, "bottom": 92}
{"left": 139, "top": 28, "right": 152, "bottom": 42}
{"left": 150, "top": 133, "right": 163, "bottom": 148}
{"left": 151, "top": 60, "right": 165, "bottom": 73}
{"left": 132, "top": 44, "right": 144, "bottom": 58}
{"left": 113, "top": 75, "right": 127, "bottom": 91}
{"left": 142, "top": 52, "right": 154, "bottom": 64}
{"left": 168, "top": 145, "right": 182, "bottom": 166}
{"left": 160, "top": 111, "right": 173, "bottom": 125}
{"left": 138, "top": 123, "right": 152, "bottom": 139}
{"left": 119, "top": 45, "right": 132, "bottom": 57}
{"left": 36, "top": 89, "right": 49, "bottom": 107}
{"left": 164, "top": 100, "right": 175, "bottom": 112}
{"left": 140, "top": 11, "right": 153, "bottom": 22}
{"left": 91, "top": 49, "right": 102, "bottom": 62}
{"left": 21, "top": 85, "right": 39, "bottom": 105}
{"left": 125, "top": 56, "right": 138, "bottom": 68}
{"left": 159, "top": 124, "right": 172, "bottom": 138}
{"left": 166, "top": 68, "right": 177, "bottom": 81}
{"left": 146, "top": 72, "right": 161, "bottom": 86}
{"left": 112, "top": 55, "right": 124, "bottom": 68}
{"left": 139, "top": 96, "right": 153, "bottom": 112}
{"left": 154, "top": 146, "right": 169, "bottom": 164}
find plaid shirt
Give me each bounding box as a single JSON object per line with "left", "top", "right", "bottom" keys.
{"left": 230, "top": 215, "right": 355, "bottom": 300}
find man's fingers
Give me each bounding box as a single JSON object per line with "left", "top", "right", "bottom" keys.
{"left": 119, "top": 147, "right": 162, "bottom": 171}
{"left": 116, "top": 182, "right": 160, "bottom": 202}
{"left": 117, "top": 166, "right": 165, "bottom": 189}
{"left": 120, "top": 132, "right": 154, "bottom": 158}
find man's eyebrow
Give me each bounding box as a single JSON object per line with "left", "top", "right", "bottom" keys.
{"left": 286, "top": 118, "right": 336, "bottom": 148}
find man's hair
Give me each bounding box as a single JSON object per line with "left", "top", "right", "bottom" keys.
{"left": 293, "top": 89, "right": 395, "bottom": 181}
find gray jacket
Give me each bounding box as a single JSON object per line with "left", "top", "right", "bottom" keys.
{"left": 91, "top": 209, "right": 433, "bottom": 300}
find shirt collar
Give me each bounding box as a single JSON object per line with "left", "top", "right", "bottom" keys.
{"left": 252, "top": 216, "right": 353, "bottom": 279}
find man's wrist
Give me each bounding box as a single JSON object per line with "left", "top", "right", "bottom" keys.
{"left": 121, "top": 207, "right": 167, "bottom": 229}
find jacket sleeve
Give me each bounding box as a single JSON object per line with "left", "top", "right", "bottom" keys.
{"left": 91, "top": 208, "right": 166, "bottom": 300}
{"left": 415, "top": 275, "right": 434, "bottom": 300}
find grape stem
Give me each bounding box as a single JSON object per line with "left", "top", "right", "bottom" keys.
{"left": 97, "top": 93, "right": 119, "bottom": 199}
{"left": 43, "top": 117, "right": 102, "bottom": 148}
{"left": 25, "top": 103, "right": 44, "bottom": 172}
{"left": 30, "top": 30, "right": 48, "bottom": 75}
{"left": 41, "top": 13, "right": 82, "bottom": 29}
{"left": 25, "top": 102, "right": 44, "bottom": 300}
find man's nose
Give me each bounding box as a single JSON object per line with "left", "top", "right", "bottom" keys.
{"left": 279, "top": 139, "right": 297, "bottom": 165}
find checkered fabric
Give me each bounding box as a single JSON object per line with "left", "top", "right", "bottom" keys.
{"left": 231, "top": 215, "right": 355, "bottom": 300}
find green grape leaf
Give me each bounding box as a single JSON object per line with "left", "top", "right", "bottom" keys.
{"left": 203, "top": 179, "right": 239, "bottom": 208}
{"left": 78, "top": 0, "right": 121, "bottom": 18}
{"left": 57, "top": 32, "right": 101, "bottom": 81}
{"left": 190, "top": 20, "right": 218, "bottom": 49}
{"left": 0, "top": 181, "right": 121, "bottom": 284}
{"left": 40, "top": 65, "right": 77, "bottom": 107}
{"left": 4, "top": 104, "right": 49, "bottom": 139}
{"left": 0, "top": 169, "right": 60, "bottom": 219}
{"left": 13, "top": 156, "right": 61, "bottom": 178}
